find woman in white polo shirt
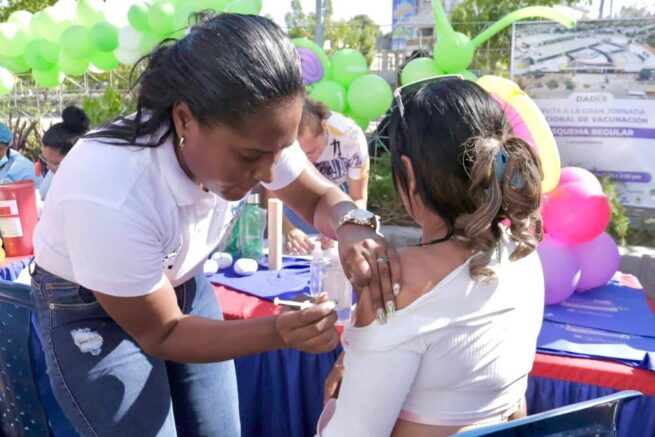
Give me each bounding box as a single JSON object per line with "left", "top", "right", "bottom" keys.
{"left": 31, "top": 14, "right": 400, "bottom": 437}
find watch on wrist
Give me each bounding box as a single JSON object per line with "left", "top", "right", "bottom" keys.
{"left": 336, "top": 209, "right": 379, "bottom": 232}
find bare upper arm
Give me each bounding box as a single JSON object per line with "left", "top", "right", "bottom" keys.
{"left": 271, "top": 165, "right": 335, "bottom": 223}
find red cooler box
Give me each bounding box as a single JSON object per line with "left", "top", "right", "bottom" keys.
{"left": 0, "top": 180, "right": 38, "bottom": 256}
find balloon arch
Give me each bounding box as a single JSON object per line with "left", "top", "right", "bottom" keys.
{"left": 0, "top": 1, "right": 620, "bottom": 304}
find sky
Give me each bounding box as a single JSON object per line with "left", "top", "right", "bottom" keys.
{"left": 262, "top": 0, "right": 393, "bottom": 30}
{"left": 262, "top": 0, "right": 655, "bottom": 31}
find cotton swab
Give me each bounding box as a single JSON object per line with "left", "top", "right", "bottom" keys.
{"left": 273, "top": 297, "right": 315, "bottom": 310}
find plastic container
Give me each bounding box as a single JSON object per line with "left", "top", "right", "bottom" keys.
{"left": 0, "top": 180, "right": 38, "bottom": 256}
{"left": 309, "top": 242, "right": 325, "bottom": 297}
{"left": 239, "top": 194, "right": 267, "bottom": 261}
{"left": 322, "top": 247, "right": 353, "bottom": 323}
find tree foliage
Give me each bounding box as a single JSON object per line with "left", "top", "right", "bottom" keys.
{"left": 284, "top": 0, "right": 380, "bottom": 64}
{"left": 0, "top": 0, "right": 56, "bottom": 22}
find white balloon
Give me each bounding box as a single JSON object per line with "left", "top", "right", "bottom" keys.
{"left": 210, "top": 252, "right": 234, "bottom": 270}
{"left": 88, "top": 64, "right": 105, "bottom": 74}
{"left": 234, "top": 258, "right": 258, "bottom": 276}
{"left": 203, "top": 259, "right": 219, "bottom": 275}
{"left": 54, "top": 0, "right": 78, "bottom": 21}
{"left": 118, "top": 25, "right": 143, "bottom": 51}
{"left": 104, "top": 0, "right": 131, "bottom": 28}
{"left": 114, "top": 47, "right": 142, "bottom": 65}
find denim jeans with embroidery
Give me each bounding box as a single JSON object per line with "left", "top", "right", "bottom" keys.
{"left": 30, "top": 265, "right": 240, "bottom": 436}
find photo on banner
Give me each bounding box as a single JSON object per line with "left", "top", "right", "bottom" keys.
{"left": 391, "top": 0, "right": 417, "bottom": 51}
{"left": 511, "top": 18, "right": 655, "bottom": 209}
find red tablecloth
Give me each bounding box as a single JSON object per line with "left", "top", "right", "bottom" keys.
{"left": 213, "top": 284, "right": 655, "bottom": 396}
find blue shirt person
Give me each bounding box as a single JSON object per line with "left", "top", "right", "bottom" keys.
{"left": 0, "top": 121, "right": 39, "bottom": 186}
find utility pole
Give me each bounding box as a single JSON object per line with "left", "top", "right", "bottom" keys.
{"left": 315, "top": 0, "right": 324, "bottom": 48}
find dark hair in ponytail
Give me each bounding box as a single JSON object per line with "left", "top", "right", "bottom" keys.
{"left": 388, "top": 78, "right": 543, "bottom": 282}
{"left": 42, "top": 105, "right": 90, "bottom": 156}
{"left": 87, "top": 13, "right": 304, "bottom": 146}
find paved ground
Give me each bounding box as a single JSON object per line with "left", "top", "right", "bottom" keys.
{"left": 381, "top": 225, "right": 655, "bottom": 295}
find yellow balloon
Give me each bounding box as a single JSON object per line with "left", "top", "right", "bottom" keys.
{"left": 476, "top": 75, "right": 561, "bottom": 193}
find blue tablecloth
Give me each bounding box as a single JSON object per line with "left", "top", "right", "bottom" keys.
{"left": 3, "top": 259, "right": 652, "bottom": 437}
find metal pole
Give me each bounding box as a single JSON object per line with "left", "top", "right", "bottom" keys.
{"left": 315, "top": 0, "right": 323, "bottom": 48}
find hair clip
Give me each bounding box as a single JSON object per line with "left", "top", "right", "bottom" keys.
{"left": 494, "top": 148, "right": 507, "bottom": 183}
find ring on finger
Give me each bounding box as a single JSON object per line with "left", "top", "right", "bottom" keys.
{"left": 376, "top": 255, "right": 389, "bottom": 264}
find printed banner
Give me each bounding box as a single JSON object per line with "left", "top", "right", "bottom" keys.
{"left": 512, "top": 19, "right": 655, "bottom": 208}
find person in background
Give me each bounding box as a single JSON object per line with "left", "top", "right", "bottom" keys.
{"left": 31, "top": 14, "right": 400, "bottom": 436}
{"left": 267, "top": 98, "right": 370, "bottom": 254}
{"left": 319, "top": 77, "right": 544, "bottom": 436}
{"left": 0, "top": 121, "right": 39, "bottom": 185}
{"left": 39, "top": 106, "right": 90, "bottom": 200}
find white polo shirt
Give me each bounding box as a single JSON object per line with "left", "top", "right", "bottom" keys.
{"left": 34, "top": 130, "right": 308, "bottom": 297}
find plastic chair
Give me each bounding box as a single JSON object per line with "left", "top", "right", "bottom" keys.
{"left": 0, "top": 279, "right": 50, "bottom": 436}
{"left": 455, "top": 390, "right": 642, "bottom": 436}
{"left": 0, "top": 279, "right": 76, "bottom": 436}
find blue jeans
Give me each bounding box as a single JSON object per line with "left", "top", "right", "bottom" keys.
{"left": 30, "top": 265, "right": 240, "bottom": 436}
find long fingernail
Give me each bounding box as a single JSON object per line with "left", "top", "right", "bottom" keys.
{"left": 386, "top": 301, "right": 395, "bottom": 317}
{"left": 376, "top": 308, "right": 387, "bottom": 324}
{"left": 393, "top": 283, "right": 401, "bottom": 296}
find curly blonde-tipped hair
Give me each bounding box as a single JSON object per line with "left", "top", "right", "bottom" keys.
{"left": 388, "top": 78, "right": 544, "bottom": 282}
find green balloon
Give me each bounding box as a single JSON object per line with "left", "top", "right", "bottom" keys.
{"left": 433, "top": 32, "right": 474, "bottom": 74}
{"left": 91, "top": 50, "right": 120, "bottom": 72}
{"left": 58, "top": 51, "right": 89, "bottom": 76}
{"left": 330, "top": 49, "right": 367, "bottom": 88}
{"left": 173, "top": 3, "right": 200, "bottom": 30}
{"left": 128, "top": 2, "right": 151, "bottom": 32}
{"left": 400, "top": 58, "right": 443, "bottom": 86}
{"left": 347, "top": 74, "right": 392, "bottom": 119}
{"left": 345, "top": 110, "right": 369, "bottom": 132}
{"left": 8, "top": 11, "right": 33, "bottom": 29}
{"left": 41, "top": 6, "right": 72, "bottom": 44}
{"left": 0, "top": 23, "right": 30, "bottom": 58}
{"left": 139, "top": 32, "right": 161, "bottom": 55}
{"left": 0, "top": 55, "right": 30, "bottom": 74}
{"left": 223, "top": 0, "right": 261, "bottom": 14}
{"left": 91, "top": 21, "right": 119, "bottom": 52}
{"left": 32, "top": 66, "right": 64, "bottom": 89}
{"left": 293, "top": 37, "right": 331, "bottom": 82}
{"left": 461, "top": 70, "right": 477, "bottom": 81}
{"left": 61, "top": 26, "right": 94, "bottom": 60}
{"left": 309, "top": 80, "right": 347, "bottom": 113}
{"left": 191, "top": 0, "right": 231, "bottom": 13}
{"left": 148, "top": 1, "right": 176, "bottom": 36}
{"left": 30, "top": 10, "right": 50, "bottom": 40}
{"left": 77, "top": 0, "right": 105, "bottom": 27}
{"left": 0, "top": 67, "right": 15, "bottom": 96}
{"left": 24, "top": 39, "right": 55, "bottom": 70}
{"left": 39, "top": 39, "right": 60, "bottom": 64}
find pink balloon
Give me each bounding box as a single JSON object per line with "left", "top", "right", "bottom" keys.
{"left": 542, "top": 181, "right": 611, "bottom": 244}
{"left": 573, "top": 232, "right": 620, "bottom": 291}
{"left": 558, "top": 167, "right": 603, "bottom": 193}
{"left": 537, "top": 235, "right": 581, "bottom": 305}
{"left": 490, "top": 93, "right": 536, "bottom": 149}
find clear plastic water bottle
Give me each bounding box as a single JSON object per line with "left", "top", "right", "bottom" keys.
{"left": 309, "top": 242, "right": 325, "bottom": 298}
{"left": 239, "top": 194, "right": 267, "bottom": 261}
{"left": 322, "top": 247, "right": 353, "bottom": 323}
